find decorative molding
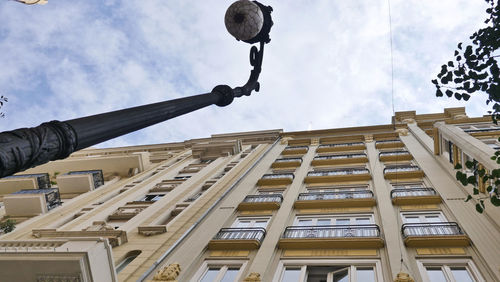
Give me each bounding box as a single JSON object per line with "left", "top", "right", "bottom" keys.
{"left": 138, "top": 225, "right": 167, "bottom": 236}
{"left": 394, "top": 272, "right": 415, "bottom": 282}
{"left": 283, "top": 249, "right": 377, "bottom": 257}
{"left": 364, "top": 135, "right": 373, "bottom": 143}
{"left": 243, "top": 273, "right": 262, "bottom": 282}
{"left": 153, "top": 263, "right": 181, "bottom": 282}
{"left": 416, "top": 247, "right": 466, "bottom": 255}
{"left": 210, "top": 250, "right": 250, "bottom": 257}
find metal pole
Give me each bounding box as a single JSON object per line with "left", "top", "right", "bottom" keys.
{"left": 0, "top": 85, "right": 234, "bottom": 177}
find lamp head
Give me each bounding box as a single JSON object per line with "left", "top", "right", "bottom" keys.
{"left": 225, "top": 0, "right": 273, "bottom": 44}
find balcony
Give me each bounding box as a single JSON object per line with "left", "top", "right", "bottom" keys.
{"left": 316, "top": 142, "right": 365, "bottom": 153}
{"left": 391, "top": 188, "right": 441, "bottom": 205}
{"left": 278, "top": 225, "right": 384, "bottom": 249}
{"left": 463, "top": 127, "right": 500, "bottom": 137}
{"left": 294, "top": 190, "right": 375, "bottom": 209}
{"left": 237, "top": 194, "right": 283, "bottom": 211}
{"left": 271, "top": 158, "right": 302, "bottom": 169}
{"left": 375, "top": 139, "right": 404, "bottom": 149}
{"left": 304, "top": 168, "right": 371, "bottom": 184}
{"left": 207, "top": 227, "right": 266, "bottom": 250}
{"left": 311, "top": 153, "right": 367, "bottom": 166}
{"left": 402, "top": 222, "right": 470, "bottom": 247}
{"left": 3, "top": 188, "right": 61, "bottom": 217}
{"left": 0, "top": 173, "right": 51, "bottom": 196}
{"left": 282, "top": 146, "right": 308, "bottom": 156}
{"left": 57, "top": 170, "right": 104, "bottom": 195}
{"left": 379, "top": 151, "right": 412, "bottom": 162}
{"left": 257, "top": 173, "right": 294, "bottom": 186}
{"left": 383, "top": 165, "right": 424, "bottom": 180}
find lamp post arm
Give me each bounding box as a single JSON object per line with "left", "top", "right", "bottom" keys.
{"left": 0, "top": 89, "right": 233, "bottom": 177}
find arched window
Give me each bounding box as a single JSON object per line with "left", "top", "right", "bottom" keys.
{"left": 116, "top": 250, "right": 141, "bottom": 273}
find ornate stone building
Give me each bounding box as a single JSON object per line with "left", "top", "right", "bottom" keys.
{"left": 0, "top": 107, "right": 499, "bottom": 282}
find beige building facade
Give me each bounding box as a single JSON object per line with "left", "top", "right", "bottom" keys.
{"left": 0, "top": 107, "right": 500, "bottom": 282}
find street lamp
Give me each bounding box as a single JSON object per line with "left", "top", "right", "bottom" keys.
{"left": 0, "top": 0, "right": 273, "bottom": 178}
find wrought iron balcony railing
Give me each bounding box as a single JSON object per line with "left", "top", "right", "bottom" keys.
{"left": 379, "top": 151, "right": 410, "bottom": 157}
{"left": 261, "top": 173, "right": 294, "bottom": 180}
{"left": 314, "top": 153, "right": 366, "bottom": 160}
{"left": 391, "top": 188, "right": 437, "bottom": 198}
{"left": 298, "top": 190, "right": 373, "bottom": 201}
{"left": 307, "top": 168, "right": 369, "bottom": 177}
{"left": 384, "top": 165, "right": 420, "bottom": 174}
{"left": 463, "top": 127, "right": 500, "bottom": 133}
{"left": 401, "top": 222, "right": 464, "bottom": 238}
{"left": 213, "top": 227, "right": 266, "bottom": 242}
{"left": 67, "top": 170, "right": 104, "bottom": 188}
{"left": 375, "top": 139, "right": 401, "bottom": 144}
{"left": 282, "top": 224, "right": 380, "bottom": 239}
{"left": 318, "top": 142, "right": 364, "bottom": 148}
{"left": 13, "top": 188, "right": 61, "bottom": 210}
{"left": 274, "top": 157, "right": 302, "bottom": 163}
{"left": 2, "top": 173, "right": 51, "bottom": 189}
{"left": 243, "top": 194, "right": 283, "bottom": 203}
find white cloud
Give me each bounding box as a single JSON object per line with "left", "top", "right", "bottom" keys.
{"left": 0, "top": 0, "right": 492, "bottom": 148}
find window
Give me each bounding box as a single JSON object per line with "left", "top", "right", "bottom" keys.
{"left": 401, "top": 212, "right": 446, "bottom": 224}
{"left": 274, "top": 260, "right": 382, "bottom": 282}
{"left": 115, "top": 250, "right": 141, "bottom": 273}
{"left": 295, "top": 215, "right": 374, "bottom": 226}
{"left": 233, "top": 217, "right": 270, "bottom": 228}
{"left": 258, "top": 189, "right": 284, "bottom": 195}
{"left": 392, "top": 182, "right": 425, "bottom": 189}
{"left": 306, "top": 185, "right": 370, "bottom": 193}
{"left": 417, "top": 260, "right": 484, "bottom": 282}
{"left": 140, "top": 193, "right": 165, "bottom": 202}
{"left": 194, "top": 261, "right": 247, "bottom": 282}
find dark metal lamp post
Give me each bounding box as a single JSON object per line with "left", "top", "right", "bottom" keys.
{"left": 0, "top": 0, "right": 273, "bottom": 178}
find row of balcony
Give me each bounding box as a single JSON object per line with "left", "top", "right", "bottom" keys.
{"left": 237, "top": 187, "right": 440, "bottom": 211}
{"left": 208, "top": 222, "right": 468, "bottom": 250}
{"left": 281, "top": 140, "right": 404, "bottom": 155}
{"left": 259, "top": 164, "right": 423, "bottom": 187}
{"left": 271, "top": 151, "right": 412, "bottom": 171}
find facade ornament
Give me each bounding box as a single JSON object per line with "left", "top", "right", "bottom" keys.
{"left": 243, "top": 272, "right": 261, "bottom": 282}
{"left": 311, "top": 138, "right": 320, "bottom": 146}
{"left": 402, "top": 118, "right": 416, "bottom": 124}
{"left": 396, "top": 128, "right": 409, "bottom": 136}
{"left": 394, "top": 272, "right": 415, "bottom": 282}
{"left": 153, "top": 263, "right": 181, "bottom": 281}
{"left": 280, "top": 137, "right": 291, "bottom": 145}
{"left": 453, "top": 114, "right": 468, "bottom": 120}
{"left": 84, "top": 221, "right": 114, "bottom": 231}
{"left": 364, "top": 135, "right": 374, "bottom": 143}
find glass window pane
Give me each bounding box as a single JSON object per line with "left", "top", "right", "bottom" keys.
{"left": 450, "top": 267, "right": 474, "bottom": 282}
{"left": 299, "top": 219, "right": 313, "bottom": 226}
{"left": 236, "top": 220, "right": 250, "bottom": 227}
{"left": 254, "top": 221, "right": 268, "bottom": 228}
{"left": 426, "top": 267, "right": 447, "bottom": 282}
{"left": 356, "top": 218, "right": 370, "bottom": 224}
{"left": 332, "top": 269, "right": 349, "bottom": 282}
{"left": 356, "top": 268, "right": 375, "bottom": 282}
{"left": 425, "top": 216, "right": 441, "bottom": 223}
{"left": 336, "top": 219, "right": 350, "bottom": 225}
{"left": 282, "top": 268, "right": 301, "bottom": 282}
{"left": 200, "top": 267, "right": 220, "bottom": 282}
{"left": 220, "top": 267, "right": 240, "bottom": 282}
{"left": 317, "top": 219, "right": 331, "bottom": 225}
{"left": 404, "top": 216, "right": 420, "bottom": 223}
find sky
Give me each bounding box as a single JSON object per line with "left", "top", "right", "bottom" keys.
{"left": 0, "top": 0, "right": 492, "bottom": 148}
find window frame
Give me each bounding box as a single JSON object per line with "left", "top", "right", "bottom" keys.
{"left": 400, "top": 211, "right": 447, "bottom": 224}
{"left": 273, "top": 259, "right": 383, "bottom": 282}
{"left": 232, "top": 217, "right": 271, "bottom": 228}
{"left": 417, "top": 259, "right": 484, "bottom": 282}
{"left": 193, "top": 260, "right": 248, "bottom": 282}
{"left": 294, "top": 214, "right": 374, "bottom": 226}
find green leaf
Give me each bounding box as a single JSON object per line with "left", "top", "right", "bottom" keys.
{"left": 465, "top": 195, "right": 473, "bottom": 202}
{"left": 476, "top": 203, "right": 484, "bottom": 213}
{"left": 465, "top": 161, "right": 474, "bottom": 169}
{"left": 491, "top": 156, "right": 497, "bottom": 160}
{"left": 487, "top": 186, "right": 493, "bottom": 192}
{"left": 454, "top": 164, "right": 462, "bottom": 169}
{"left": 491, "top": 196, "right": 500, "bottom": 207}
{"left": 480, "top": 200, "right": 485, "bottom": 209}
{"left": 467, "top": 176, "right": 477, "bottom": 184}
{"left": 478, "top": 169, "right": 486, "bottom": 177}
{"left": 473, "top": 188, "right": 479, "bottom": 194}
